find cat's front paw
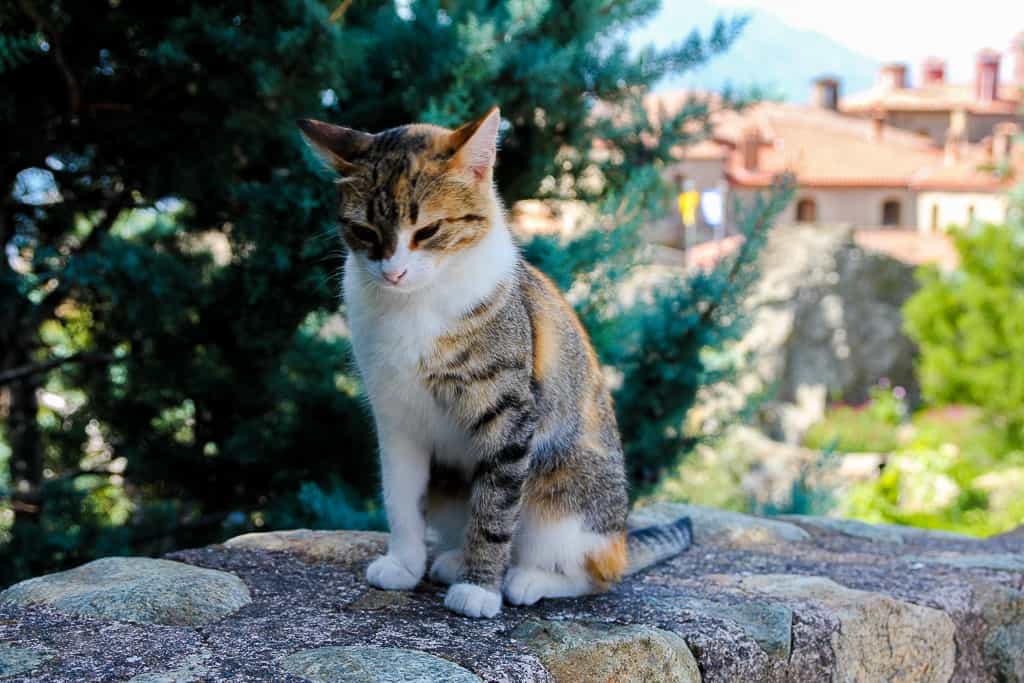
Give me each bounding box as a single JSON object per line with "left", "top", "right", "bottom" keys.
{"left": 503, "top": 567, "right": 548, "bottom": 606}
{"left": 428, "top": 549, "right": 464, "bottom": 585}
{"left": 366, "top": 554, "right": 423, "bottom": 591}
{"left": 444, "top": 582, "right": 501, "bottom": 618}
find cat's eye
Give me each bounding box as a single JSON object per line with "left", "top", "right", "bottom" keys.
{"left": 349, "top": 223, "right": 379, "bottom": 245}
{"left": 414, "top": 221, "right": 442, "bottom": 244}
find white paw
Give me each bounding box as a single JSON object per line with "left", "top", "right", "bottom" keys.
{"left": 429, "top": 549, "right": 464, "bottom": 585}
{"left": 503, "top": 567, "right": 550, "bottom": 606}
{"left": 366, "top": 554, "right": 423, "bottom": 591}
{"left": 444, "top": 582, "right": 502, "bottom": 618}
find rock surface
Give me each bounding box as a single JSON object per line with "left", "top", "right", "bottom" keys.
{"left": 712, "top": 574, "right": 956, "bottom": 682}
{"left": 0, "top": 556, "right": 251, "bottom": 627}
{"left": 1, "top": 503, "right": 1022, "bottom": 682}
{"left": 512, "top": 620, "right": 701, "bottom": 683}
{"left": 694, "top": 225, "right": 921, "bottom": 444}
{"left": 282, "top": 646, "right": 482, "bottom": 682}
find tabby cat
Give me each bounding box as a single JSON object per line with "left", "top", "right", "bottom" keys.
{"left": 298, "top": 107, "right": 691, "bottom": 618}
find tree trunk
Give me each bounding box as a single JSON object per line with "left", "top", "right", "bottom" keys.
{"left": 7, "top": 351, "right": 43, "bottom": 530}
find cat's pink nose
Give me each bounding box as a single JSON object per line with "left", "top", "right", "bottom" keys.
{"left": 383, "top": 268, "right": 407, "bottom": 285}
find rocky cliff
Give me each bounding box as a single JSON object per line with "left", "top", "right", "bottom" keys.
{"left": 693, "top": 224, "right": 922, "bottom": 445}
{"left": 2, "top": 503, "right": 1022, "bottom": 682}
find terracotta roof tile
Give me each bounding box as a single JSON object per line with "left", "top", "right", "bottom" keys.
{"left": 647, "top": 94, "right": 1023, "bottom": 191}
{"left": 841, "top": 83, "right": 1022, "bottom": 115}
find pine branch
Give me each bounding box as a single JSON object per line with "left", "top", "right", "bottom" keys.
{"left": 0, "top": 351, "right": 115, "bottom": 386}
{"left": 329, "top": 0, "right": 354, "bottom": 23}
{"left": 31, "top": 197, "right": 130, "bottom": 327}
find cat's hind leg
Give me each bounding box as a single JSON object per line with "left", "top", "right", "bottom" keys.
{"left": 503, "top": 512, "right": 625, "bottom": 606}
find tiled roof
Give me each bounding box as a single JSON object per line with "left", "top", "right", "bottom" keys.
{"left": 842, "top": 83, "right": 1022, "bottom": 115}
{"left": 652, "top": 95, "right": 1022, "bottom": 192}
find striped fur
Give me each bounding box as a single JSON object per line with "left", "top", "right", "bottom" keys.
{"left": 298, "top": 108, "right": 688, "bottom": 619}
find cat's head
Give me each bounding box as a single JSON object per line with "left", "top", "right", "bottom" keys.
{"left": 298, "top": 108, "right": 502, "bottom": 292}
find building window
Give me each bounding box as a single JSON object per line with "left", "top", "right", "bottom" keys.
{"left": 796, "top": 198, "right": 817, "bottom": 223}
{"left": 930, "top": 204, "right": 940, "bottom": 232}
{"left": 967, "top": 205, "right": 975, "bottom": 224}
{"left": 882, "top": 200, "right": 901, "bottom": 226}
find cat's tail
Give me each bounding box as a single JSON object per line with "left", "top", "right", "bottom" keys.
{"left": 624, "top": 516, "right": 694, "bottom": 576}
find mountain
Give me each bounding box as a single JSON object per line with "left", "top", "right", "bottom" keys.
{"left": 631, "top": 1, "right": 880, "bottom": 102}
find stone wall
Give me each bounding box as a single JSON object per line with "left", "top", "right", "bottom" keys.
{"left": 2, "top": 503, "right": 1022, "bottom": 682}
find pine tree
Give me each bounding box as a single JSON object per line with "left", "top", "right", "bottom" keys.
{"left": 0, "top": 0, "right": 782, "bottom": 584}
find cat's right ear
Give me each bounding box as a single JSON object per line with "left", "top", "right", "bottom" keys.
{"left": 297, "top": 119, "right": 372, "bottom": 176}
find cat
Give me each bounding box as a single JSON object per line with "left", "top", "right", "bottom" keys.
{"left": 298, "top": 107, "right": 691, "bottom": 618}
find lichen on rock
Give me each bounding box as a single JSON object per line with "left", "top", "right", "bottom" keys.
{"left": 0, "top": 556, "right": 251, "bottom": 627}
{"left": 282, "top": 645, "right": 482, "bottom": 683}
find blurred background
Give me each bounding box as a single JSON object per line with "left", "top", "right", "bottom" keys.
{"left": 1, "top": 0, "right": 1021, "bottom": 587}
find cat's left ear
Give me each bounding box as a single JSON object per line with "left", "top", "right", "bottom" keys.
{"left": 297, "top": 118, "right": 373, "bottom": 177}
{"left": 448, "top": 106, "right": 501, "bottom": 181}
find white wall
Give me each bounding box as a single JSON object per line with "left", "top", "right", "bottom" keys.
{"left": 915, "top": 191, "right": 1009, "bottom": 232}
{"left": 739, "top": 187, "right": 919, "bottom": 228}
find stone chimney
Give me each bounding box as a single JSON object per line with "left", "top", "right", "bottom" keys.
{"left": 812, "top": 76, "right": 840, "bottom": 110}
{"left": 975, "top": 49, "right": 1001, "bottom": 103}
{"left": 922, "top": 57, "right": 946, "bottom": 86}
{"left": 740, "top": 127, "right": 760, "bottom": 172}
{"left": 879, "top": 63, "right": 908, "bottom": 89}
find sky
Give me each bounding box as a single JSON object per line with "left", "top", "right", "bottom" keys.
{"left": 712, "top": 0, "right": 1024, "bottom": 85}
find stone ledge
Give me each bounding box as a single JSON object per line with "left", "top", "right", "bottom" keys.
{"left": 0, "top": 504, "right": 1021, "bottom": 682}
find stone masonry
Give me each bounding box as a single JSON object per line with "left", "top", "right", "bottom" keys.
{"left": 1, "top": 502, "right": 1022, "bottom": 682}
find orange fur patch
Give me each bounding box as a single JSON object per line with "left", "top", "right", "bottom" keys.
{"left": 523, "top": 467, "right": 574, "bottom": 523}
{"left": 531, "top": 307, "right": 559, "bottom": 382}
{"left": 584, "top": 533, "right": 628, "bottom": 591}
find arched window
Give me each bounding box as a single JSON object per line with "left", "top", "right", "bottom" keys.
{"left": 882, "top": 199, "right": 901, "bottom": 226}
{"left": 796, "top": 198, "right": 817, "bottom": 223}
{"left": 930, "top": 204, "right": 940, "bottom": 232}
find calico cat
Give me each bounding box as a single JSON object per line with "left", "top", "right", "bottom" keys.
{"left": 298, "top": 107, "right": 691, "bottom": 618}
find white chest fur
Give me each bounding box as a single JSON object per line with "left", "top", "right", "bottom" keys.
{"left": 343, "top": 220, "right": 518, "bottom": 465}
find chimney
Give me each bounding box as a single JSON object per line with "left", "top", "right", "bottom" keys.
{"left": 975, "top": 49, "right": 1001, "bottom": 102}
{"left": 993, "top": 122, "right": 1019, "bottom": 166}
{"left": 879, "top": 63, "right": 908, "bottom": 89}
{"left": 740, "top": 127, "right": 760, "bottom": 172}
{"left": 922, "top": 57, "right": 946, "bottom": 86}
{"left": 812, "top": 76, "right": 840, "bottom": 110}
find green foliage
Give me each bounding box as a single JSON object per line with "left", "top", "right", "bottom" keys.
{"left": 840, "top": 407, "right": 1024, "bottom": 537}
{"left": 903, "top": 189, "right": 1024, "bottom": 445}
{"left": 269, "top": 478, "right": 386, "bottom": 532}
{"left": 0, "top": 32, "right": 39, "bottom": 74}
{"left": 0, "top": 0, "right": 778, "bottom": 584}
{"left": 840, "top": 190, "right": 1024, "bottom": 536}
{"left": 803, "top": 384, "right": 908, "bottom": 454}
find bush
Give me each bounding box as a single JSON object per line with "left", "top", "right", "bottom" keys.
{"left": 803, "top": 384, "right": 908, "bottom": 454}
{"left": 840, "top": 407, "right": 1024, "bottom": 536}
{"left": 903, "top": 185, "right": 1024, "bottom": 446}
